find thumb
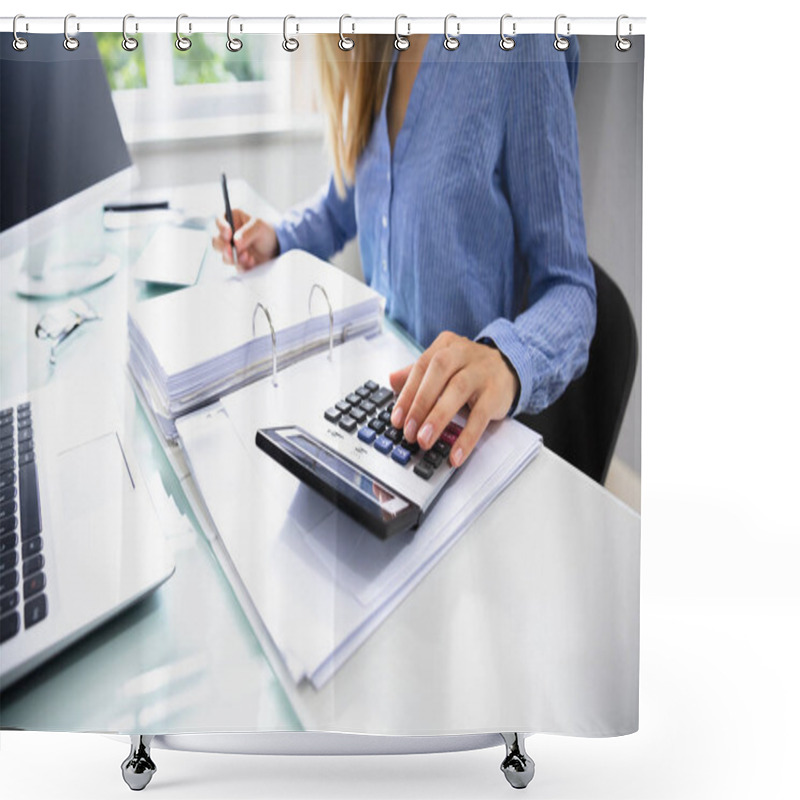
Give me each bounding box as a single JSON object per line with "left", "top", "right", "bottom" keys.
{"left": 233, "top": 217, "right": 261, "bottom": 252}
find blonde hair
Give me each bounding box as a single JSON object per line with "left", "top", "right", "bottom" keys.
{"left": 316, "top": 35, "right": 395, "bottom": 196}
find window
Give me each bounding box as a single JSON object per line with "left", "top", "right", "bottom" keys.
{"left": 96, "top": 33, "right": 316, "bottom": 144}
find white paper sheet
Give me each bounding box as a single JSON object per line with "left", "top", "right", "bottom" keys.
{"left": 131, "top": 226, "right": 209, "bottom": 286}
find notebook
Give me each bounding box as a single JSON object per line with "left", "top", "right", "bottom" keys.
{"left": 128, "top": 249, "right": 385, "bottom": 439}
{"left": 176, "top": 334, "right": 541, "bottom": 688}
{"left": 130, "top": 226, "right": 209, "bottom": 286}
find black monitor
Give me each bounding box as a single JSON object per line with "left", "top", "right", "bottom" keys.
{"left": 0, "top": 33, "right": 133, "bottom": 295}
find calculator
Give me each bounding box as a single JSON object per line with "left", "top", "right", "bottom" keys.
{"left": 255, "top": 379, "right": 465, "bottom": 540}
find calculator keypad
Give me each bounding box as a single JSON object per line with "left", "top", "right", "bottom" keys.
{"left": 323, "top": 381, "right": 462, "bottom": 481}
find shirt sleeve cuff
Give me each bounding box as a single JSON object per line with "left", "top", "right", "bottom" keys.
{"left": 476, "top": 318, "right": 548, "bottom": 417}
{"left": 273, "top": 220, "right": 298, "bottom": 256}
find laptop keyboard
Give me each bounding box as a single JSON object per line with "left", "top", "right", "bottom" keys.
{"left": 0, "top": 402, "right": 48, "bottom": 645}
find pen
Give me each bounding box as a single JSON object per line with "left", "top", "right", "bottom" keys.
{"left": 221, "top": 173, "right": 237, "bottom": 265}
{"left": 103, "top": 201, "right": 170, "bottom": 212}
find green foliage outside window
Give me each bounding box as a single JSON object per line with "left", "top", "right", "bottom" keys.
{"left": 173, "top": 35, "right": 267, "bottom": 85}
{"left": 96, "top": 33, "right": 146, "bottom": 89}
{"left": 96, "top": 32, "right": 268, "bottom": 89}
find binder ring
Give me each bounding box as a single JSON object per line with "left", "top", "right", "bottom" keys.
{"left": 226, "top": 15, "right": 243, "bottom": 52}
{"left": 252, "top": 302, "right": 279, "bottom": 387}
{"left": 394, "top": 15, "right": 410, "bottom": 51}
{"left": 615, "top": 14, "right": 632, "bottom": 52}
{"left": 443, "top": 14, "right": 460, "bottom": 51}
{"left": 12, "top": 15, "right": 28, "bottom": 52}
{"left": 175, "top": 14, "right": 192, "bottom": 51}
{"left": 283, "top": 15, "right": 299, "bottom": 52}
{"left": 554, "top": 14, "right": 571, "bottom": 51}
{"left": 63, "top": 14, "right": 79, "bottom": 51}
{"left": 499, "top": 14, "right": 515, "bottom": 51}
{"left": 338, "top": 15, "right": 355, "bottom": 51}
{"left": 122, "top": 14, "right": 139, "bottom": 51}
{"left": 308, "top": 284, "right": 334, "bottom": 361}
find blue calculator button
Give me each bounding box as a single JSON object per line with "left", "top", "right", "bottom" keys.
{"left": 373, "top": 435, "right": 394, "bottom": 455}
{"left": 391, "top": 446, "right": 410, "bottom": 466}
{"left": 357, "top": 426, "right": 377, "bottom": 444}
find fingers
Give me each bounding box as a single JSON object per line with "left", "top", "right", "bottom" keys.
{"left": 388, "top": 363, "right": 413, "bottom": 394}
{"left": 212, "top": 210, "right": 253, "bottom": 266}
{"left": 403, "top": 348, "right": 471, "bottom": 445}
{"left": 390, "top": 332, "right": 454, "bottom": 433}
{"left": 388, "top": 334, "right": 519, "bottom": 467}
{"left": 449, "top": 398, "right": 492, "bottom": 467}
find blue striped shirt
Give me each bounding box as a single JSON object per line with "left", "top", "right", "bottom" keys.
{"left": 275, "top": 35, "right": 595, "bottom": 415}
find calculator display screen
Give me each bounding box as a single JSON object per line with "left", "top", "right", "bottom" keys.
{"left": 286, "top": 431, "right": 410, "bottom": 516}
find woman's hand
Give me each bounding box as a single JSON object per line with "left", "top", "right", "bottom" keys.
{"left": 389, "top": 332, "right": 520, "bottom": 468}
{"left": 212, "top": 209, "right": 279, "bottom": 271}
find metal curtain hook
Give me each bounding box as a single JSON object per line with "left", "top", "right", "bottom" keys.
{"left": 499, "top": 14, "right": 515, "bottom": 51}
{"left": 554, "top": 14, "right": 570, "bottom": 51}
{"left": 122, "top": 14, "right": 139, "bottom": 51}
{"left": 227, "top": 15, "right": 243, "bottom": 52}
{"left": 339, "top": 14, "right": 354, "bottom": 51}
{"left": 175, "top": 14, "right": 192, "bottom": 51}
{"left": 394, "top": 14, "right": 410, "bottom": 51}
{"left": 283, "top": 15, "right": 299, "bottom": 52}
{"left": 12, "top": 14, "right": 29, "bottom": 51}
{"left": 443, "top": 14, "right": 460, "bottom": 51}
{"left": 616, "top": 14, "right": 632, "bottom": 52}
{"left": 63, "top": 13, "right": 79, "bottom": 51}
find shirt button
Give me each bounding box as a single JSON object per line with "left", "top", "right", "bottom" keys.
{"left": 382, "top": 215, "right": 388, "bottom": 229}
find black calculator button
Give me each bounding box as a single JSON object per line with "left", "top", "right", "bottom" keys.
{"left": 424, "top": 450, "right": 444, "bottom": 468}
{"left": 0, "top": 408, "right": 13, "bottom": 419}
{"left": 0, "top": 549, "right": 18, "bottom": 572}
{"left": 350, "top": 407, "right": 367, "bottom": 424}
{"left": 346, "top": 393, "right": 361, "bottom": 406}
{"left": 23, "top": 553, "right": 44, "bottom": 578}
{"left": 370, "top": 387, "right": 393, "bottom": 407}
{"left": 359, "top": 400, "right": 377, "bottom": 416}
{"left": 385, "top": 426, "right": 403, "bottom": 444}
{"left": 356, "top": 386, "right": 372, "bottom": 399}
{"left": 0, "top": 533, "right": 18, "bottom": 555}
{"left": 0, "top": 590, "right": 19, "bottom": 615}
{"left": 338, "top": 416, "right": 357, "bottom": 434}
{"left": 24, "top": 593, "right": 48, "bottom": 629}
{"left": 414, "top": 461, "right": 434, "bottom": 480}
{"left": 0, "top": 473, "right": 15, "bottom": 491}
{"left": 433, "top": 440, "right": 451, "bottom": 458}
{"left": 324, "top": 407, "right": 342, "bottom": 424}
{"left": 335, "top": 400, "right": 351, "bottom": 414}
{"left": 0, "top": 611, "right": 20, "bottom": 643}
{"left": 401, "top": 438, "right": 419, "bottom": 454}
{"left": 378, "top": 410, "right": 392, "bottom": 424}
{"left": 21, "top": 536, "right": 42, "bottom": 559}
{"left": 23, "top": 571, "right": 46, "bottom": 600}
{"left": 0, "top": 570, "right": 19, "bottom": 596}
{"left": 0, "top": 516, "right": 17, "bottom": 536}
{"left": 368, "top": 418, "right": 386, "bottom": 434}
{"left": 364, "top": 380, "right": 379, "bottom": 392}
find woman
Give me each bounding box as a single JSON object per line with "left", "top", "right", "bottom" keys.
{"left": 213, "top": 34, "right": 596, "bottom": 469}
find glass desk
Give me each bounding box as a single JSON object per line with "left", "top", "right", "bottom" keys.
{"left": 1, "top": 181, "right": 640, "bottom": 738}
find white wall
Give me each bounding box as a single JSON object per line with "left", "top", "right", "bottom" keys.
{"left": 574, "top": 35, "right": 644, "bottom": 476}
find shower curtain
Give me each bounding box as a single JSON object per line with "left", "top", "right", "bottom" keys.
{"left": 0, "top": 20, "right": 642, "bottom": 749}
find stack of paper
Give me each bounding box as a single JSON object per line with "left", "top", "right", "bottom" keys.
{"left": 176, "top": 334, "right": 542, "bottom": 688}
{"left": 128, "top": 250, "right": 384, "bottom": 439}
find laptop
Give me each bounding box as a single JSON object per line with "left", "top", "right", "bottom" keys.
{"left": 0, "top": 382, "right": 175, "bottom": 691}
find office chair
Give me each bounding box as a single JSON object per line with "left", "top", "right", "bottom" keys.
{"left": 517, "top": 259, "right": 638, "bottom": 485}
